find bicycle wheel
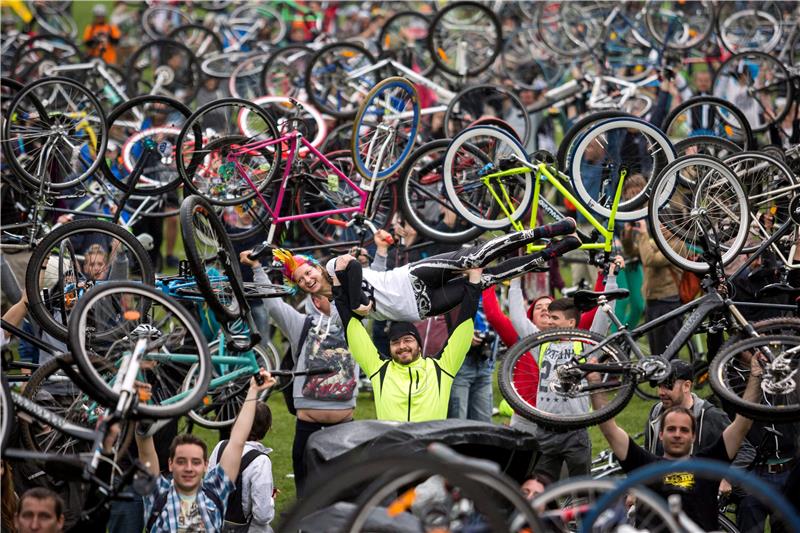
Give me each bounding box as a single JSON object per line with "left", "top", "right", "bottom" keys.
{"left": 529, "top": 478, "right": 680, "bottom": 533}
{"left": 427, "top": 1, "right": 502, "bottom": 77}
{"left": 498, "top": 328, "right": 635, "bottom": 431}
{"left": 673, "top": 135, "right": 742, "bottom": 160}
{"left": 176, "top": 98, "right": 281, "bottom": 206}
{"left": 647, "top": 154, "right": 749, "bottom": 273}
{"left": 399, "top": 139, "right": 484, "bottom": 244}
{"left": 140, "top": 5, "right": 193, "bottom": 40}
{"left": 3, "top": 76, "right": 108, "bottom": 190}
{"left": 376, "top": 11, "right": 433, "bottom": 76}
{"left": 260, "top": 45, "right": 313, "bottom": 99}
{"left": 536, "top": 1, "right": 607, "bottom": 57}
{"left": 352, "top": 77, "right": 420, "bottom": 180}
{"left": 167, "top": 23, "right": 223, "bottom": 58}
{"left": 0, "top": 375, "right": 10, "bottom": 455}
{"left": 19, "top": 354, "right": 133, "bottom": 456}
{"left": 181, "top": 194, "right": 245, "bottom": 322}
{"left": 645, "top": 0, "right": 714, "bottom": 50}
{"left": 712, "top": 51, "right": 793, "bottom": 133}
{"left": 250, "top": 95, "right": 326, "bottom": 153}
{"left": 25, "top": 219, "right": 155, "bottom": 341}
{"left": 228, "top": 52, "right": 271, "bottom": 100}
{"left": 229, "top": 3, "right": 287, "bottom": 46}
{"left": 305, "top": 42, "right": 378, "bottom": 119}
{"left": 719, "top": 317, "right": 800, "bottom": 354}
{"left": 660, "top": 96, "right": 755, "bottom": 150}
{"left": 444, "top": 84, "right": 531, "bottom": 147}
{"left": 724, "top": 151, "right": 799, "bottom": 253}
{"left": 69, "top": 281, "right": 212, "bottom": 419}
{"left": 442, "top": 125, "right": 533, "bottom": 230}
{"left": 569, "top": 117, "right": 676, "bottom": 222}
{"left": 101, "top": 94, "right": 194, "bottom": 196}
{"left": 716, "top": 5, "right": 783, "bottom": 54}
{"left": 710, "top": 335, "right": 800, "bottom": 422}
{"left": 555, "top": 110, "right": 634, "bottom": 173}
{"left": 502, "top": 27, "right": 566, "bottom": 90}
{"left": 126, "top": 40, "right": 201, "bottom": 105}
{"left": 183, "top": 342, "right": 272, "bottom": 429}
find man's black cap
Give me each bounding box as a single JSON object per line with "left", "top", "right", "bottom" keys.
{"left": 659, "top": 360, "right": 694, "bottom": 384}
{"left": 388, "top": 321, "right": 422, "bottom": 345}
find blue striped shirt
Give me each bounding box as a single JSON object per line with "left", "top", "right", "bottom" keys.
{"left": 144, "top": 465, "right": 234, "bottom": 532}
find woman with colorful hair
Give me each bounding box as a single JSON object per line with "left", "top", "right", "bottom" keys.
{"left": 273, "top": 220, "right": 581, "bottom": 323}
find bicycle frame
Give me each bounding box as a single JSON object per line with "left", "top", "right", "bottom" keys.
{"left": 480, "top": 158, "right": 622, "bottom": 254}
{"left": 228, "top": 130, "right": 368, "bottom": 245}
{"left": 347, "top": 57, "right": 457, "bottom": 103}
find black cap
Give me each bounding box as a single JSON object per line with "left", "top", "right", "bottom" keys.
{"left": 659, "top": 360, "right": 694, "bottom": 384}
{"left": 388, "top": 321, "right": 422, "bottom": 345}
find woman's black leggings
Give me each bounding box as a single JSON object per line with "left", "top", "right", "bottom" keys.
{"left": 409, "top": 229, "right": 580, "bottom": 317}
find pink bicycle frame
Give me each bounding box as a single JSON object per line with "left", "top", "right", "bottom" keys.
{"left": 228, "top": 130, "right": 368, "bottom": 244}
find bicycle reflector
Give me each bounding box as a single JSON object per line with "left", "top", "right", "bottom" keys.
{"left": 124, "top": 310, "right": 141, "bottom": 321}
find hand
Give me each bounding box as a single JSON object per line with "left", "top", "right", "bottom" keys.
{"left": 609, "top": 255, "right": 625, "bottom": 275}
{"left": 465, "top": 267, "right": 482, "bottom": 284}
{"left": 374, "top": 229, "right": 393, "bottom": 253}
{"left": 354, "top": 300, "right": 373, "bottom": 316}
{"left": 239, "top": 250, "right": 261, "bottom": 268}
{"left": 101, "top": 422, "right": 121, "bottom": 454}
{"left": 585, "top": 357, "right": 601, "bottom": 384}
{"left": 471, "top": 332, "right": 483, "bottom": 347}
{"left": 251, "top": 369, "right": 276, "bottom": 391}
{"left": 719, "top": 478, "right": 732, "bottom": 497}
{"left": 56, "top": 214, "right": 74, "bottom": 225}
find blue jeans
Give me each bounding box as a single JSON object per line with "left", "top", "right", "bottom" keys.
{"left": 108, "top": 498, "right": 144, "bottom": 533}
{"left": 736, "top": 467, "right": 792, "bottom": 532}
{"left": 448, "top": 356, "right": 493, "bottom": 422}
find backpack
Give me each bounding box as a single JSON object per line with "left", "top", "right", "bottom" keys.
{"left": 216, "top": 440, "right": 270, "bottom": 532}
{"left": 280, "top": 316, "right": 314, "bottom": 416}
{"left": 145, "top": 484, "right": 223, "bottom": 532}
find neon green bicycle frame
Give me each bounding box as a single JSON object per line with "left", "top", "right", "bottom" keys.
{"left": 480, "top": 161, "right": 625, "bottom": 253}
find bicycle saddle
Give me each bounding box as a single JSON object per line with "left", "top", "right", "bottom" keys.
{"left": 757, "top": 283, "right": 800, "bottom": 298}
{"left": 572, "top": 288, "right": 630, "bottom": 312}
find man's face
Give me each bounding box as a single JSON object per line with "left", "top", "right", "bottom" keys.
{"left": 694, "top": 71, "right": 712, "bottom": 92}
{"left": 521, "top": 478, "right": 545, "bottom": 500}
{"left": 83, "top": 253, "right": 108, "bottom": 281}
{"left": 659, "top": 412, "right": 694, "bottom": 458}
{"left": 531, "top": 298, "right": 552, "bottom": 329}
{"left": 389, "top": 334, "right": 421, "bottom": 365}
{"left": 311, "top": 294, "right": 330, "bottom": 315}
{"left": 293, "top": 263, "right": 325, "bottom": 294}
{"left": 168, "top": 444, "right": 207, "bottom": 494}
{"left": 15, "top": 497, "right": 64, "bottom": 533}
{"left": 548, "top": 310, "right": 575, "bottom": 329}
{"left": 658, "top": 379, "right": 690, "bottom": 409}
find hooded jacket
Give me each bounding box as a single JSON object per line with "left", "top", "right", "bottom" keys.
{"left": 645, "top": 393, "right": 756, "bottom": 468}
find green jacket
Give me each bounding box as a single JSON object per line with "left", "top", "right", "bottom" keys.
{"left": 335, "top": 282, "right": 480, "bottom": 422}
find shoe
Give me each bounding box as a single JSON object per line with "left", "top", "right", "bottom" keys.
{"left": 166, "top": 255, "right": 179, "bottom": 268}
{"left": 536, "top": 217, "right": 576, "bottom": 239}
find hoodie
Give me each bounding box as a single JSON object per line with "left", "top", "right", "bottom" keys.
{"left": 645, "top": 393, "right": 756, "bottom": 468}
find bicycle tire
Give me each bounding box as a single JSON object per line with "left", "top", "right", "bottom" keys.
{"left": 712, "top": 51, "right": 793, "bottom": 133}
{"left": 644, "top": 0, "right": 714, "bottom": 50}
{"left": 260, "top": 44, "right": 313, "bottom": 99}
{"left": 101, "top": 94, "right": 194, "bottom": 196}
{"left": 304, "top": 42, "right": 378, "bottom": 119}
{"left": 569, "top": 117, "right": 676, "bottom": 222}
{"left": 398, "top": 138, "right": 484, "bottom": 244}
{"left": 673, "top": 135, "right": 742, "bottom": 159}
{"left": 535, "top": 1, "right": 604, "bottom": 58}
{"left": 716, "top": 7, "right": 782, "bottom": 54}
{"left": 167, "top": 23, "right": 224, "bottom": 58}
{"left": 718, "top": 317, "right": 800, "bottom": 355}
{"left": 3, "top": 76, "right": 108, "bottom": 190}
{"left": 180, "top": 194, "right": 246, "bottom": 322}
{"left": 25, "top": 218, "right": 156, "bottom": 341}
{"left": 376, "top": 11, "right": 434, "bottom": 76}
{"left": 183, "top": 342, "right": 272, "bottom": 429}
{"left": 661, "top": 96, "right": 755, "bottom": 150}
{"left": 555, "top": 110, "right": 634, "bottom": 172}
{"left": 647, "top": 154, "right": 749, "bottom": 274}
{"left": 126, "top": 39, "right": 201, "bottom": 104}
{"left": 498, "top": 328, "right": 634, "bottom": 430}
{"left": 19, "top": 354, "right": 134, "bottom": 456}
{"left": 444, "top": 83, "right": 531, "bottom": 147}
{"left": 427, "top": 1, "right": 503, "bottom": 77}
{"left": 442, "top": 125, "right": 533, "bottom": 230}
{"left": 68, "top": 281, "right": 212, "bottom": 419}
{"left": 351, "top": 76, "right": 420, "bottom": 180}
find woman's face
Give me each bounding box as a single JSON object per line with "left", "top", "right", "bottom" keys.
{"left": 532, "top": 298, "right": 553, "bottom": 329}
{"left": 293, "top": 263, "right": 326, "bottom": 294}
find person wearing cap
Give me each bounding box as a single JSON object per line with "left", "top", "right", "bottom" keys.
{"left": 333, "top": 266, "right": 482, "bottom": 422}
{"left": 83, "top": 5, "right": 121, "bottom": 64}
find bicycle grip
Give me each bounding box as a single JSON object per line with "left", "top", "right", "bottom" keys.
{"left": 326, "top": 218, "right": 349, "bottom": 227}
{"left": 254, "top": 371, "right": 265, "bottom": 386}
{"left": 248, "top": 241, "right": 273, "bottom": 261}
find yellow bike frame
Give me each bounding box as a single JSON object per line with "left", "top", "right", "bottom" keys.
{"left": 480, "top": 161, "right": 625, "bottom": 253}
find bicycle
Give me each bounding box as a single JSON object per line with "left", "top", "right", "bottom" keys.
{"left": 498, "top": 213, "right": 800, "bottom": 431}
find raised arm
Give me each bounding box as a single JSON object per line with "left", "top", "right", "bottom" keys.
{"left": 135, "top": 427, "right": 161, "bottom": 477}
{"left": 508, "top": 278, "right": 538, "bottom": 338}
{"left": 722, "top": 355, "right": 764, "bottom": 460}
{"left": 332, "top": 271, "right": 383, "bottom": 376}
{"left": 481, "top": 286, "right": 519, "bottom": 348}
{"left": 220, "top": 370, "right": 276, "bottom": 482}
{"left": 438, "top": 270, "right": 481, "bottom": 374}
{"left": 588, "top": 369, "right": 630, "bottom": 460}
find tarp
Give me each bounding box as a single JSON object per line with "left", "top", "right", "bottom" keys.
{"left": 305, "top": 419, "right": 539, "bottom": 484}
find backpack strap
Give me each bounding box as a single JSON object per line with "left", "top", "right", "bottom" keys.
{"left": 145, "top": 490, "right": 169, "bottom": 532}
{"left": 297, "top": 315, "right": 315, "bottom": 357}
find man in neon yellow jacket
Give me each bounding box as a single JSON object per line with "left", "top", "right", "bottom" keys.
{"left": 333, "top": 266, "right": 482, "bottom": 422}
